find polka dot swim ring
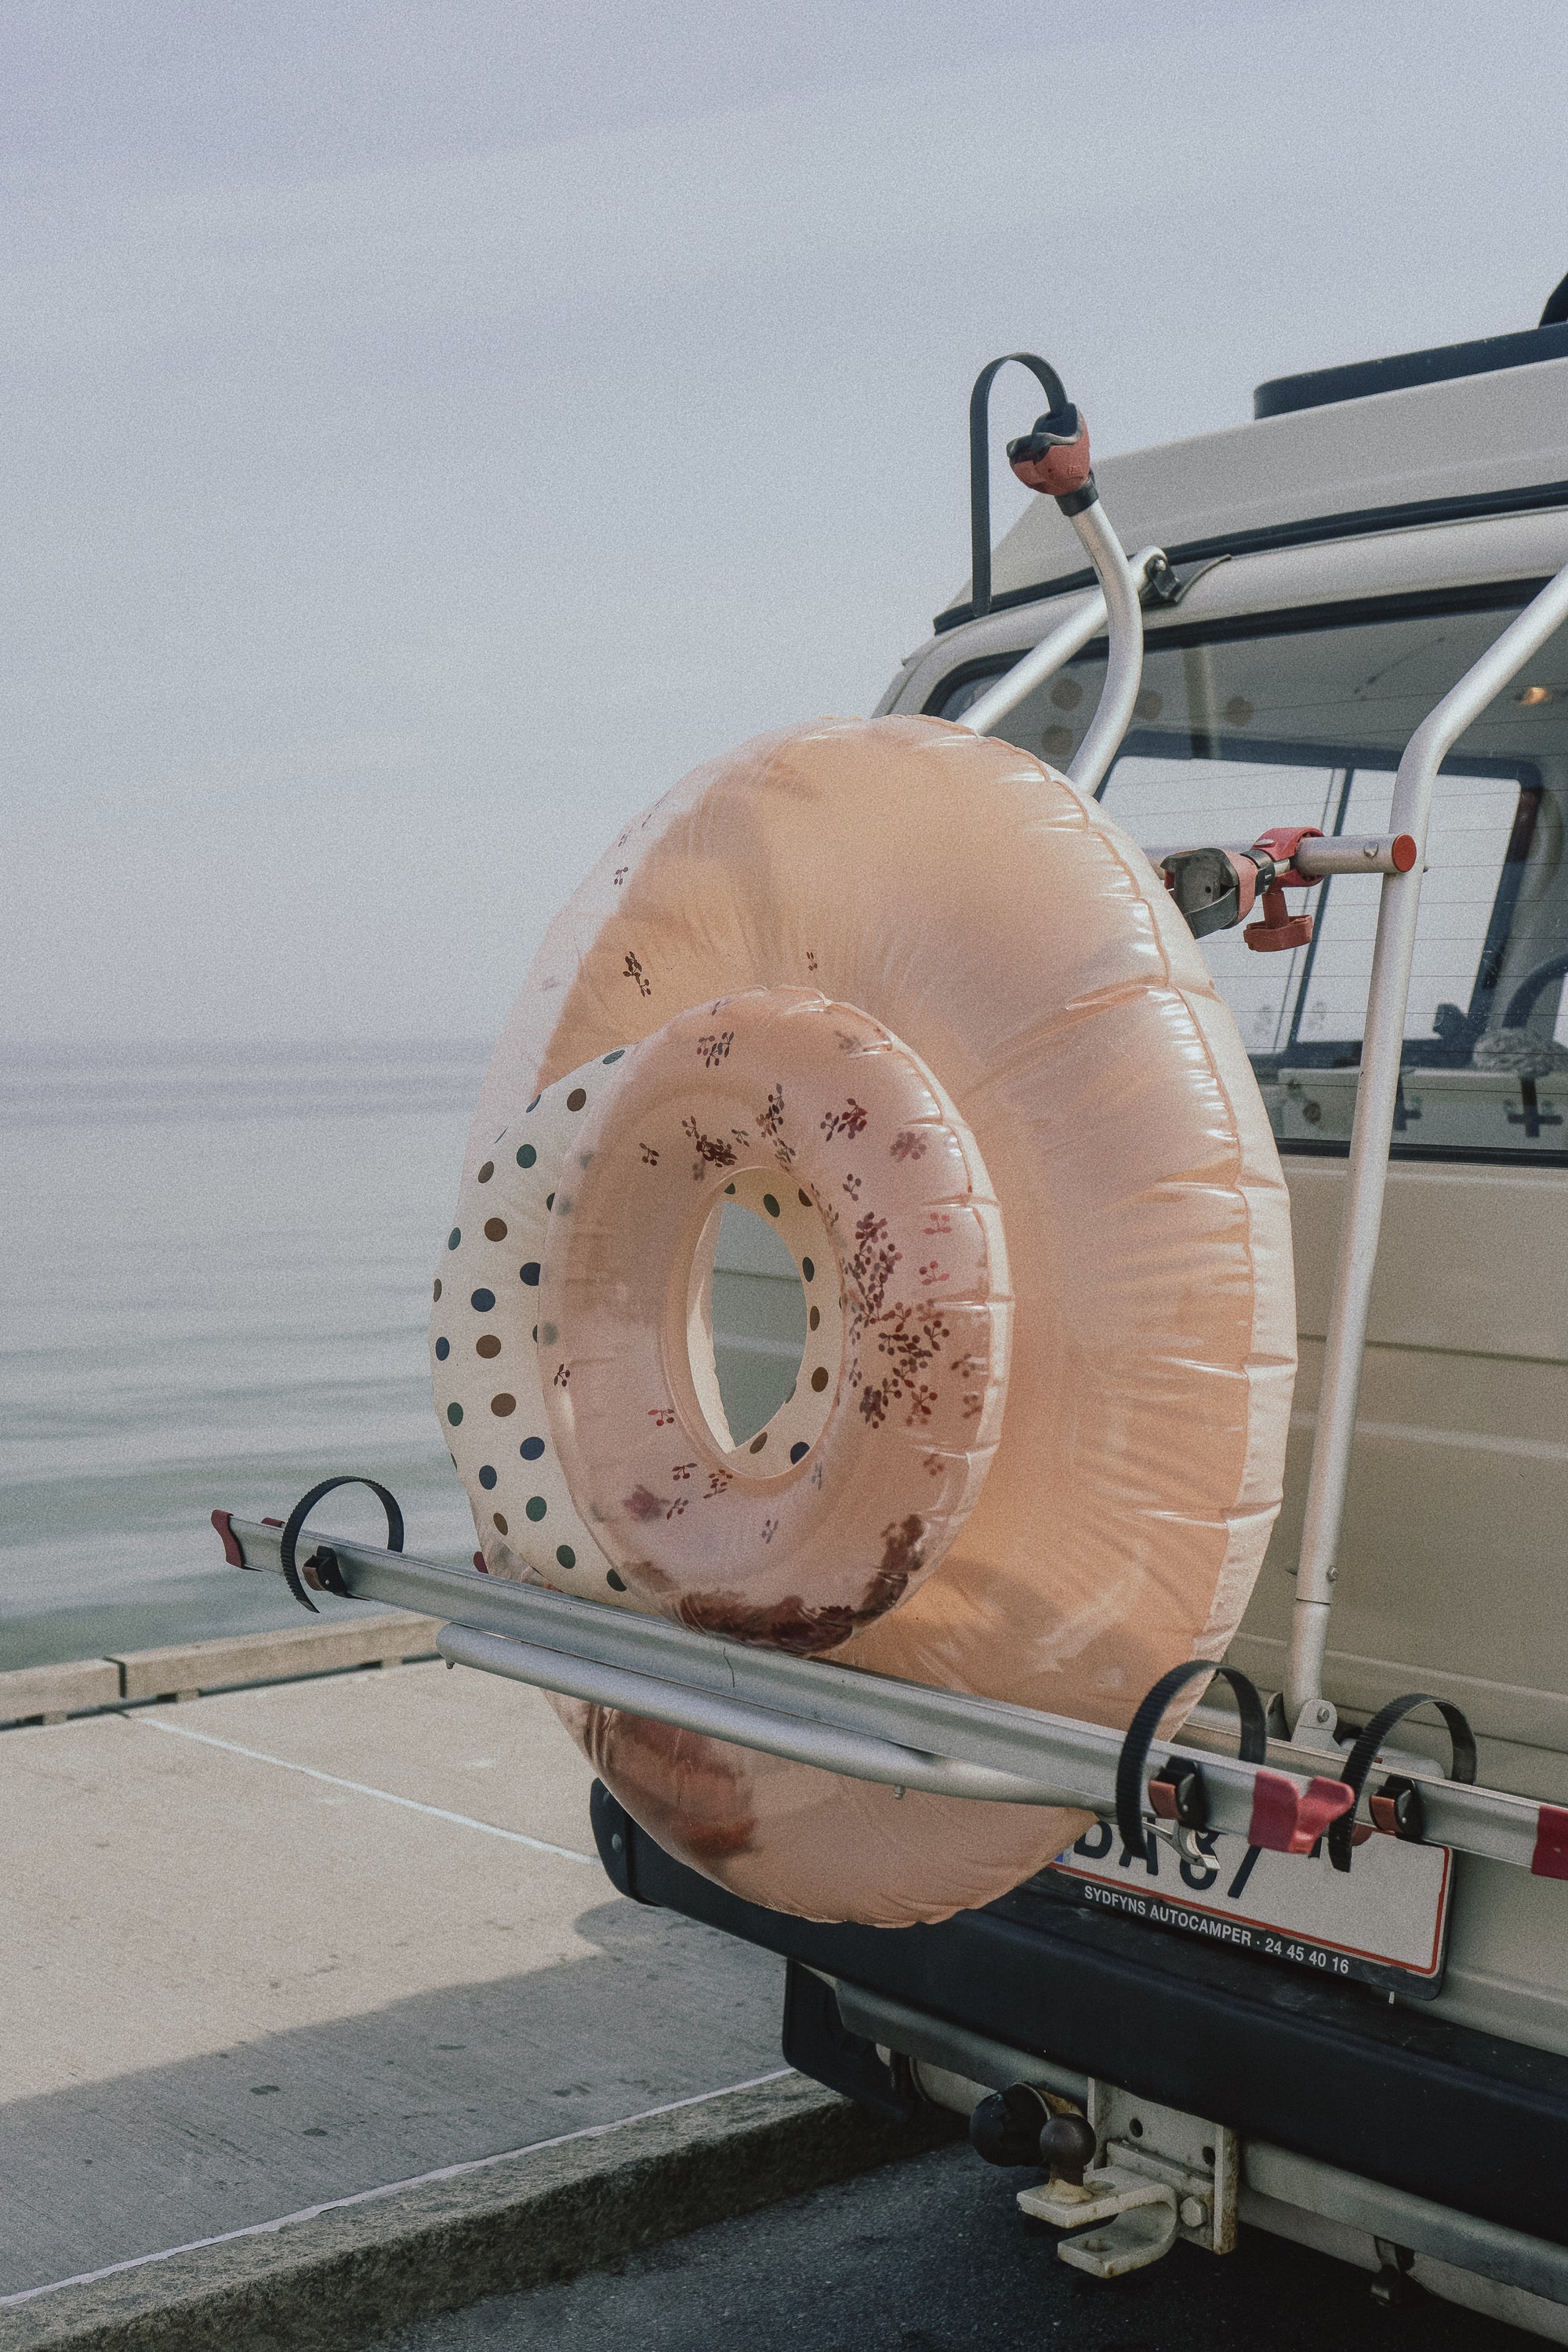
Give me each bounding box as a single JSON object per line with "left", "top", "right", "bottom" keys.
{"left": 434, "top": 1049, "right": 638, "bottom": 1603}
{"left": 435, "top": 986, "right": 1010, "bottom": 1639}
{"left": 438, "top": 716, "right": 1296, "bottom": 1928}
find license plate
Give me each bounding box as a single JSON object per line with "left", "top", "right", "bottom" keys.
{"left": 1047, "top": 1817, "right": 1453, "bottom": 1995}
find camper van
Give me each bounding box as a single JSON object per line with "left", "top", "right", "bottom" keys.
{"left": 228, "top": 290, "right": 1568, "bottom": 2336}
{"left": 596, "top": 305, "right": 1568, "bottom": 2332}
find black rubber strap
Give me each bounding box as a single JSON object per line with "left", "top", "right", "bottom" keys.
{"left": 1327, "top": 1692, "right": 1476, "bottom": 1873}
{"left": 278, "top": 1476, "right": 404, "bottom": 1615}
{"left": 1115, "top": 1661, "right": 1267, "bottom": 1864}
{"left": 968, "top": 351, "right": 1073, "bottom": 619}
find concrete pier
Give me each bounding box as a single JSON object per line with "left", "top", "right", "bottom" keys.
{"left": 2, "top": 1655, "right": 785, "bottom": 2309}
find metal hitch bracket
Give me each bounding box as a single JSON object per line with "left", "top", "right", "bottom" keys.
{"left": 1018, "top": 2085, "right": 1237, "bottom": 2278}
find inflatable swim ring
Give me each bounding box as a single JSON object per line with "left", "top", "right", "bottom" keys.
{"left": 435, "top": 716, "right": 1296, "bottom": 1927}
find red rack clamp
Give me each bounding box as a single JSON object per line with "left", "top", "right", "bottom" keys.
{"left": 1243, "top": 824, "right": 1324, "bottom": 953}
{"left": 1248, "top": 1768, "right": 1356, "bottom": 1854}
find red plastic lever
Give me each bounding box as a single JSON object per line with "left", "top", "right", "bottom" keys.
{"left": 1243, "top": 826, "right": 1324, "bottom": 954}
{"left": 1533, "top": 1805, "right": 1568, "bottom": 1880}
{"left": 212, "top": 1508, "right": 246, "bottom": 1569}
{"left": 1244, "top": 886, "right": 1313, "bottom": 953}
{"left": 1247, "top": 1769, "right": 1355, "bottom": 1855}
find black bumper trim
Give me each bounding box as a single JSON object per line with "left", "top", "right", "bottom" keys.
{"left": 592, "top": 1784, "right": 1568, "bottom": 2249}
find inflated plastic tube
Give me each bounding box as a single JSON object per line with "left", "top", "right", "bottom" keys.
{"left": 445, "top": 716, "right": 1296, "bottom": 1928}
{"left": 435, "top": 989, "right": 1011, "bottom": 1636}
{"left": 542, "top": 986, "right": 1010, "bottom": 1653}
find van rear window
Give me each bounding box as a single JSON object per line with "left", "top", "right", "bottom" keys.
{"left": 936, "top": 597, "right": 1568, "bottom": 1163}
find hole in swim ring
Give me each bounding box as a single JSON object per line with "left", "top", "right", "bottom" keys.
{"left": 710, "top": 1203, "right": 808, "bottom": 1443}
{"left": 680, "top": 1177, "right": 844, "bottom": 1469}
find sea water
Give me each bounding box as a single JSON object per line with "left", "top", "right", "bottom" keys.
{"left": 0, "top": 1043, "right": 489, "bottom": 1669}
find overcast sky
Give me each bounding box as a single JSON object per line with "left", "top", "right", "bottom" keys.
{"left": 6, "top": 0, "right": 1568, "bottom": 1048}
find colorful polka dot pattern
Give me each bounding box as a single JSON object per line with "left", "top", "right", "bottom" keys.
{"left": 431, "top": 1049, "right": 642, "bottom": 1608}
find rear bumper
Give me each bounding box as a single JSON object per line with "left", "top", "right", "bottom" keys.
{"left": 593, "top": 1784, "right": 1568, "bottom": 2252}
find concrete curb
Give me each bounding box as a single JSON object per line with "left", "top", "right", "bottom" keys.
{"left": 0, "top": 1621, "right": 444, "bottom": 1728}
{"left": 4, "top": 2074, "right": 960, "bottom": 2352}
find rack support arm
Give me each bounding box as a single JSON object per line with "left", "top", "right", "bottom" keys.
{"left": 1284, "top": 559, "right": 1568, "bottom": 1733}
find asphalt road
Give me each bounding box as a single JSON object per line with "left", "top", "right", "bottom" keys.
{"left": 369, "top": 2140, "right": 1530, "bottom": 2351}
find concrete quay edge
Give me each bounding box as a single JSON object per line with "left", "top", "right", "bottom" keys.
{"left": 0, "top": 1619, "right": 445, "bottom": 1726}
{"left": 1, "top": 2074, "right": 958, "bottom": 2352}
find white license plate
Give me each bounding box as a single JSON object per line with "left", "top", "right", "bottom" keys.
{"left": 1048, "top": 1817, "right": 1453, "bottom": 1994}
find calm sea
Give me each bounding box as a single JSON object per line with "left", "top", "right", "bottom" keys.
{"left": 1, "top": 1043, "right": 492, "bottom": 1669}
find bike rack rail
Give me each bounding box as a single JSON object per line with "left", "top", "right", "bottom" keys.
{"left": 212, "top": 1511, "right": 1568, "bottom": 1882}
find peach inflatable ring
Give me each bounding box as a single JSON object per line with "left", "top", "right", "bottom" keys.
{"left": 437, "top": 716, "right": 1297, "bottom": 1929}
{"left": 434, "top": 985, "right": 1010, "bottom": 1646}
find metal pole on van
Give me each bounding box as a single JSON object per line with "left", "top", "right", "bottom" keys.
{"left": 955, "top": 353, "right": 1152, "bottom": 795}
{"left": 1285, "top": 559, "right": 1568, "bottom": 1737}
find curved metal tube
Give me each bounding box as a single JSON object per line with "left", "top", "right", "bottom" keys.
{"left": 1285, "top": 558, "right": 1568, "bottom": 1730}
{"left": 1064, "top": 499, "right": 1146, "bottom": 797}
{"left": 957, "top": 547, "right": 1163, "bottom": 745}
{"left": 436, "top": 1623, "right": 1070, "bottom": 1806}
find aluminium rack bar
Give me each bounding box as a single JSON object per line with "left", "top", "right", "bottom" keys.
{"left": 956, "top": 543, "right": 1163, "bottom": 752}
{"left": 217, "top": 1512, "right": 1563, "bottom": 1878}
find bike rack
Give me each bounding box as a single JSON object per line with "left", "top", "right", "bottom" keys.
{"left": 212, "top": 1509, "right": 1568, "bottom": 1882}
{"left": 956, "top": 377, "right": 1568, "bottom": 1744}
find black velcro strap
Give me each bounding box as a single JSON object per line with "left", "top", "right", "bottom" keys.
{"left": 278, "top": 1476, "right": 404, "bottom": 1615}
{"left": 1115, "top": 1661, "right": 1266, "bottom": 1864}
{"left": 1327, "top": 1692, "right": 1476, "bottom": 1873}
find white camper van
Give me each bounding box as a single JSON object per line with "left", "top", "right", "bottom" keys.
{"left": 597, "top": 300, "right": 1568, "bottom": 2333}
{"left": 228, "top": 286, "right": 1568, "bottom": 2336}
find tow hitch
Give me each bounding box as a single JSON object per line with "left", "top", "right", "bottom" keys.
{"left": 973, "top": 2079, "right": 1238, "bottom": 2278}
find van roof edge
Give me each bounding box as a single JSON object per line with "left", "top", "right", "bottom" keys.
{"left": 1255, "top": 323, "right": 1568, "bottom": 419}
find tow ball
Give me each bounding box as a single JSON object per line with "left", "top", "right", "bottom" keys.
{"left": 971, "top": 2082, "right": 1238, "bottom": 2278}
